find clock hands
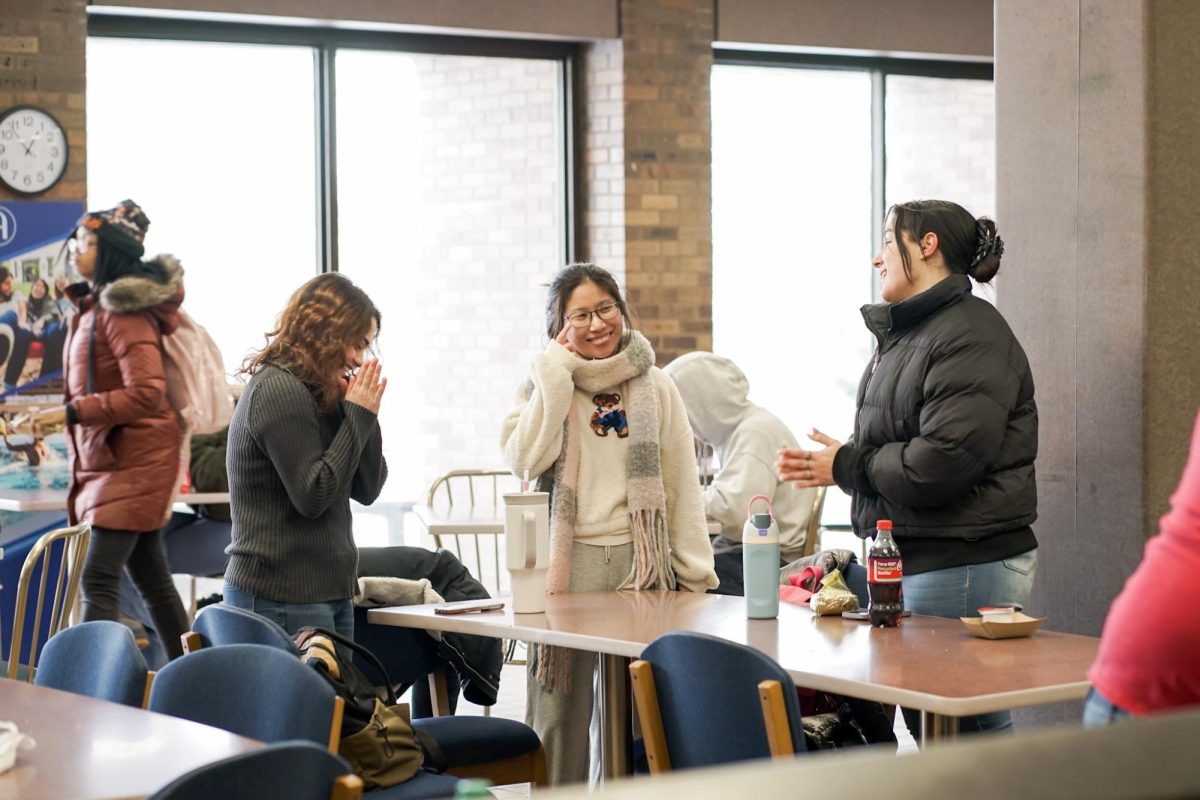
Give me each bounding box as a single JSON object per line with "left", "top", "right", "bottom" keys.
{"left": 21, "top": 132, "right": 41, "bottom": 157}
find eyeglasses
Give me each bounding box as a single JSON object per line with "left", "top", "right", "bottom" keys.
{"left": 564, "top": 302, "right": 620, "bottom": 329}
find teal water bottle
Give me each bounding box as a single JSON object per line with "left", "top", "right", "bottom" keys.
{"left": 742, "top": 494, "right": 780, "bottom": 619}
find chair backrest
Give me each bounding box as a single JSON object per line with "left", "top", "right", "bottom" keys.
{"left": 186, "top": 603, "right": 298, "bottom": 655}
{"left": 34, "top": 620, "right": 150, "bottom": 706}
{"left": 800, "top": 486, "right": 828, "bottom": 559}
{"left": 7, "top": 521, "right": 91, "bottom": 681}
{"left": 632, "top": 631, "right": 806, "bottom": 771}
{"left": 149, "top": 643, "right": 341, "bottom": 749}
{"left": 425, "top": 468, "right": 518, "bottom": 597}
{"left": 148, "top": 741, "right": 362, "bottom": 800}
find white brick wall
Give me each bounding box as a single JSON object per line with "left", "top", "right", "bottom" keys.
{"left": 357, "top": 54, "right": 567, "bottom": 501}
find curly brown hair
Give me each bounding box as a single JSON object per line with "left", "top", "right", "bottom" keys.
{"left": 242, "top": 273, "right": 381, "bottom": 411}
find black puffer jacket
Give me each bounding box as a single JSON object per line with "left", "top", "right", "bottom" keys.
{"left": 356, "top": 546, "right": 503, "bottom": 707}
{"left": 833, "top": 274, "right": 1037, "bottom": 542}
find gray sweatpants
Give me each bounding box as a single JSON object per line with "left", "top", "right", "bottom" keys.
{"left": 526, "top": 540, "right": 633, "bottom": 786}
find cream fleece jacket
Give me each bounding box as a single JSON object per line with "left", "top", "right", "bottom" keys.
{"left": 501, "top": 340, "right": 718, "bottom": 593}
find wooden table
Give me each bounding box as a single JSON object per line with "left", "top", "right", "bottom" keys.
{"left": 0, "top": 677, "right": 263, "bottom": 799}
{"left": 0, "top": 490, "right": 230, "bottom": 513}
{"left": 368, "top": 591, "right": 1098, "bottom": 771}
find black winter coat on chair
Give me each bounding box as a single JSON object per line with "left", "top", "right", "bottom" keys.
{"left": 355, "top": 546, "right": 503, "bottom": 711}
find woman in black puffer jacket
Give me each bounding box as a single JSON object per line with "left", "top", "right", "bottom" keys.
{"left": 780, "top": 199, "right": 1038, "bottom": 736}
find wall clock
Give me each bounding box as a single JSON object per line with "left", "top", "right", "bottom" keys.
{"left": 0, "top": 105, "right": 69, "bottom": 195}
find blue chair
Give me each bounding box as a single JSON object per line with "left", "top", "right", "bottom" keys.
{"left": 630, "top": 631, "right": 808, "bottom": 773}
{"left": 149, "top": 643, "right": 461, "bottom": 800}
{"left": 185, "top": 603, "right": 546, "bottom": 787}
{"left": 34, "top": 620, "right": 151, "bottom": 707}
{"left": 148, "top": 740, "right": 362, "bottom": 800}
{"left": 184, "top": 603, "right": 297, "bottom": 654}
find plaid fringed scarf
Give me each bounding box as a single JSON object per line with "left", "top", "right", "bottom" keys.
{"left": 525, "top": 331, "right": 676, "bottom": 693}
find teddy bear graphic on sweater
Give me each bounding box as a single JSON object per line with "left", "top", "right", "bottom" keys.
{"left": 590, "top": 393, "right": 629, "bottom": 438}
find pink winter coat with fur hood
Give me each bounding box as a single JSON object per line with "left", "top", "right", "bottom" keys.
{"left": 63, "top": 255, "right": 184, "bottom": 532}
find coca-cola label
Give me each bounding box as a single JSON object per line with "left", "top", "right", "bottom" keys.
{"left": 868, "top": 557, "right": 903, "bottom": 583}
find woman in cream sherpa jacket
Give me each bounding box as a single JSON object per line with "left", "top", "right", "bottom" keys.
{"left": 501, "top": 263, "right": 716, "bottom": 785}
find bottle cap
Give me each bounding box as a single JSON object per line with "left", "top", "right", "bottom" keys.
{"left": 751, "top": 512, "right": 772, "bottom": 530}
{"left": 876, "top": 519, "right": 893, "bottom": 531}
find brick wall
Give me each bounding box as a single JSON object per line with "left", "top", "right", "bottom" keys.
{"left": 0, "top": 0, "right": 86, "bottom": 203}
{"left": 884, "top": 75, "right": 996, "bottom": 219}
{"left": 578, "top": 0, "right": 715, "bottom": 366}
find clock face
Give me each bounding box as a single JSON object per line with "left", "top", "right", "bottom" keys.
{"left": 0, "top": 106, "right": 69, "bottom": 196}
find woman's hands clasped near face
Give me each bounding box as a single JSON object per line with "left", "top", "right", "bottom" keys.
{"left": 343, "top": 360, "right": 387, "bottom": 415}
{"left": 778, "top": 428, "right": 842, "bottom": 488}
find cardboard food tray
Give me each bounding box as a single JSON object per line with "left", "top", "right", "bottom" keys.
{"left": 959, "top": 612, "right": 1045, "bottom": 639}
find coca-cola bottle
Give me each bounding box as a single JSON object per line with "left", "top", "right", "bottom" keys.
{"left": 867, "top": 519, "right": 903, "bottom": 627}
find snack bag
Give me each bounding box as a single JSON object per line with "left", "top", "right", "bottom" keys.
{"left": 809, "top": 568, "right": 860, "bottom": 616}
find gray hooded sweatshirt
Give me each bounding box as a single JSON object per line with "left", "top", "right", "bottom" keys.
{"left": 663, "top": 352, "right": 816, "bottom": 561}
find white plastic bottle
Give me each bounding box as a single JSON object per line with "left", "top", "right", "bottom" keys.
{"left": 742, "top": 494, "right": 780, "bottom": 619}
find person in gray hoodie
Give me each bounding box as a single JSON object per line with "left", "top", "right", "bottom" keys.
{"left": 664, "top": 352, "right": 817, "bottom": 568}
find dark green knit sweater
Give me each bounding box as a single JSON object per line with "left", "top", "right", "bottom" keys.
{"left": 224, "top": 364, "right": 387, "bottom": 603}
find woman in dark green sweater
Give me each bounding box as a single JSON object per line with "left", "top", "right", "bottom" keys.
{"left": 224, "top": 273, "right": 388, "bottom": 638}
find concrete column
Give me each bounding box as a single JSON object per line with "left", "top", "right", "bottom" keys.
{"left": 996, "top": 0, "right": 1200, "bottom": 721}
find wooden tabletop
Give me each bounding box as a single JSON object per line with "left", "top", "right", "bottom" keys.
{"left": 0, "top": 490, "right": 230, "bottom": 513}
{"left": 0, "top": 678, "right": 262, "bottom": 799}
{"left": 368, "top": 590, "right": 1099, "bottom": 718}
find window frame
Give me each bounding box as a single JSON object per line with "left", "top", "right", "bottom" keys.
{"left": 87, "top": 12, "right": 580, "bottom": 274}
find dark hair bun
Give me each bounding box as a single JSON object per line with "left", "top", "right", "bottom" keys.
{"left": 969, "top": 218, "right": 1003, "bottom": 283}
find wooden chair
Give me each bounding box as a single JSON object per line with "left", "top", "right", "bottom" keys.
{"left": 148, "top": 741, "right": 363, "bottom": 800}
{"left": 424, "top": 468, "right": 523, "bottom": 670}
{"left": 5, "top": 521, "right": 91, "bottom": 681}
{"left": 424, "top": 468, "right": 518, "bottom": 598}
{"left": 800, "top": 486, "right": 828, "bottom": 558}
{"left": 630, "top": 631, "right": 807, "bottom": 773}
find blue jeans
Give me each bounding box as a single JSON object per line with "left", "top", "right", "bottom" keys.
{"left": 1082, "top": 687, "right": 1133, "bottom": 727}
{"left": 900, "top": 548, "right": 1039, "bottom": 737}
{"left": 222, "top": 584, "right": 354, "bottom": 640}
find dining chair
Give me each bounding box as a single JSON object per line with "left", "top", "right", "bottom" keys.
{"left": 147, "top": 740, "right": 363, "bottom": 800}
{"left": 5, "top": 521, "right": 91, "bottom": 681}
{"left": 34, "top": 620, "right": 152, "bottom": 707}
{"left": 185, "top": 604, "right": 547, "bottom": 789}
{"left": 629, "top": 630, "right": 808, "bottom": 773}
{"left": 182, "top": 602, "right": 297, "bottom": 654}
{"left": 800, "top": 486, "right": 828, "bottom": 558}
{"left": 149, "top": 643, "right": 462, "bottom": 800}
{"left": 423, "top": 468, "right": 517, "bottom": 600}
{"left": 424, "top": 467, "right": 524, "bottom": 672}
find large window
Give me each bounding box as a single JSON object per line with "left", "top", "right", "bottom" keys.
{"left": 335, "top": 49, "right": 566, "bottom": 501}
{"left": 87, "top": 37, "right": 319, "bottom": 371}
{"left": 712, "top": 56, "right": 994, "bottom": 526}
{"left": 88, "top": 18, "right": 573, "bottom": 513}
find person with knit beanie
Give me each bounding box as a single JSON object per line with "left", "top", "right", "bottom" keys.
{"left": 501, "top": 263, "right": 717, "bottom": 785}
{"left": 30, "top": 199, "right": 191, "bottom": 661}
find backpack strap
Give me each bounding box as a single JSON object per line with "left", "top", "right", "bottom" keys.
{"left": 295, "top": 626, "right": 398, "bottom": 705}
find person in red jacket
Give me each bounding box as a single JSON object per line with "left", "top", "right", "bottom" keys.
{"left": 1085, "top": 407, "right": 1200, "bottom": 724}
{"left": 32, "top": 200, "right": 189, "bottom": 660}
